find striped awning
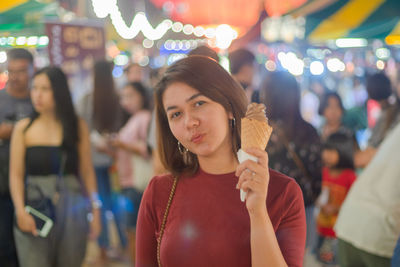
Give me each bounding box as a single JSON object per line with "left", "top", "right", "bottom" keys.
{"left": 0, "top": 0, "right": 57, "bottom": 35}
{"left": 0, "top": 0, "right": 29, "bottom": 13}
{"left": 291, "top": 0, "right": 400, "bottom": 44}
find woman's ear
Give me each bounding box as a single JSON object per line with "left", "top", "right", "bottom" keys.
{"left": 228, "top": 111, "right": 234, "bottom": 120}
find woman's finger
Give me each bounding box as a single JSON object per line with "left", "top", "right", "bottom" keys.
{"left": 240, "top": 176, "right": 263, "bottom": 194}
{"left": 237, "top": 168, "right": 254, "bottom": 189}
{"left": 243, "top": 147, "right": 269, "bottom": 168}
{"left": 236, "top": 159, "right": 266, "bottom": 178}
{"left": 28, "top": 216, "right": 38, "bottom": 236}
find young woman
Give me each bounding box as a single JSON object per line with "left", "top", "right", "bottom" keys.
{"left": 136, "top": 56, "right": 306, "bottom": 267}
{"left": 260, "top": 71, "right": 321, "bottom": 251}
{"left": 76, "top": 60, "right": 126, "bottom": 260}
{"left": 109, "top": 81, "right": 152, "bottom": 263}
{"left": 9, "top": 67, "right": 101, "bottom": 267}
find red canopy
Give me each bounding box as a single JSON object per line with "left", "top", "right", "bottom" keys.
{"left": 150, "top": 0, "right": 306, "bottom": 32}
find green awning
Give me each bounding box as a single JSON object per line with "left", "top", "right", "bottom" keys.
{"left": 0, "top": 0, "right": 58, "bottom": 35}
{"left": 292, "top": 0, "right": 400, "bottom": 43}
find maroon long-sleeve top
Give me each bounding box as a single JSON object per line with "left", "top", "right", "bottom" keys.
{"left": 136, "top": 168, "right": 306, "bottom": 267}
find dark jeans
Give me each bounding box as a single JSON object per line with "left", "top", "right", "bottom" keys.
{"left": 0, "top": 194, "right": 19, "bottom": 267}
{"left": 95, "top": 166, "right": 127, "bottom": 249}
{"left": 338, "top": 238, "right": 391, "bottom": 267}
{"left": 119, "top": 187, "right": 142, "bottom": 230}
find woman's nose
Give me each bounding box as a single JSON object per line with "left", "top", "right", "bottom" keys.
{"left": 184, "top": 112, "right": 199, "bottom": 129}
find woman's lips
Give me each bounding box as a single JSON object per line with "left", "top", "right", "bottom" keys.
{"left": 191, "top": 133, "right": 204, "bottom": 144}
{"left": 33, "top": 101, "right": 42, "bottom": 107}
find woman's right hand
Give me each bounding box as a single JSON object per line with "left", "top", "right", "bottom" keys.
{"left": 108, "top": 133, "right": 122, "bottom": 148}
{"left": 16, "top": 210, "right": 38, "bottom": 236}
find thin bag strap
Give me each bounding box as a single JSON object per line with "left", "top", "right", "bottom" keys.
{"left": 56, "top": 152, "right": 67, "bottom": 185}
{"left": 157, "top": 176, "right": 178, "bottom": 267}
{"left": 272, "top": 123, "right": 312, "bottom": 180}
{"left": 54, "top": 151, "right": 67, "bottom": 202}
{"left": 59, "top": 151, "right": 67, "bottom": 178}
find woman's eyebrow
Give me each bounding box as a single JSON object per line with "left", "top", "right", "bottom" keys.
{"left": 165, "top": 93, "right": 204, "bottom": 111}
{"left": 186, "top": 93, "right": 203, "bottom": 102}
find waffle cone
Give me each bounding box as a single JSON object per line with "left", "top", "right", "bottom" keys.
{"left": 241, "top": 117, "right": 273, "bottom": 150}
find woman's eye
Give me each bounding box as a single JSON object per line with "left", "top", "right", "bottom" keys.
{"left": 171, "top": 112, "right": 181, "bottom": 119}
{"left": 194, "top": 100, "right": 205, "bottom": 107}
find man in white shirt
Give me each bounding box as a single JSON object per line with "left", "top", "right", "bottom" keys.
{"left": 335, "top": 122, "right": 400, "bottom": 266}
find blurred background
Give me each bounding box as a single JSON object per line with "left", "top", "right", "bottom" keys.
{"left": 1, "top": 0, "right": 400, "bottom": 266}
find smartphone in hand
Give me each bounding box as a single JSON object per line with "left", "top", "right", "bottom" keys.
{"left": 25, "top": 206, "right": 53, "bottom": 238}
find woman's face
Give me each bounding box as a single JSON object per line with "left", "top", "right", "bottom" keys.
{"left": 323, "top": 96, "right": 343, "bottom": 124}
{"left": 322, "top": 148, "right": 339, "bottom": 168}
{"left": 120, "top": 85, "right": 143, "bottom": 114}
{"left": 163, "top": 82, "right": 232, "bottom": 161}
{"left": 31, "top": 73, "right": 55, "bottom": 114}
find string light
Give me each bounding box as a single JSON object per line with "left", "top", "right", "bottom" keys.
{"left": 194, "top": 26, "right": 205, "bottom": 37}
{"left": 16, "top": 37, "right": 26, "bottom": 46}
{"left": 0, "top": 36, "right": 48, "bottom": 47}
{"left": 0, "top": 51, "right": 7, "bottom": 64}
{"left": 90, "top": 0, "right": 238, "bottom": 47}
{"left": 182, "top": 24, "right": 194, "bottom": 35}
{"left": 172, "top": 22, "right": 183, "bottom": 32}
{"left": 215, "top": 24, "right": 236, "bottom": 49}
{"left": 91, "top": 0, "right": 172, "bottom": 40}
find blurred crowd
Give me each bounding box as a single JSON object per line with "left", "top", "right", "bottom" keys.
{"left": 0, "top": 46, "right": 399, "bottom": 267}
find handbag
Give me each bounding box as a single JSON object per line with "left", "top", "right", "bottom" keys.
{"left": 25, "top": 183, "right": 56, "bottom": 221}
{"left": 131, "top": 153, "right": 153, "bottom": 192}
{"left": 157, "top": 176, "right": 178, "bottom": 267}
{"left": 25, "top": 152, "right": 67, "bottom": 222}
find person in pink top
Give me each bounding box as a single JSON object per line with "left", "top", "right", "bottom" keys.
{"left": 110, "top": 82, "right": 152, "bottom": 263}
{"left": 136, "top": 56, "right": 306, "bottom": 267}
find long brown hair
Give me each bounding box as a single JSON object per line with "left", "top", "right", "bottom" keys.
{"left": 93, "top": 60, "right": 121, "bottom": 133}
{"left": 154, "top": 56, "right": 247, "bottom": 176}
{"left": 260, "top": 71, "right": 315, "bottom": 143}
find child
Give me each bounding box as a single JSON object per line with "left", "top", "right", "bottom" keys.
{"left": 315, "top": 132, "right": 357, "bottom": 265}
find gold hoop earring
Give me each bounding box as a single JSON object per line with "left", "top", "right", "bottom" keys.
{"left": 177, "top": 141, "right": 188, "bottom": 155}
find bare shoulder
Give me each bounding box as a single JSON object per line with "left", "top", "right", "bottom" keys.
{"left": 14, "top": 118, "right": 31, "bottom": 132}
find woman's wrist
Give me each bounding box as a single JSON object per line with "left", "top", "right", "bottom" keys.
{"left": 16, "top": 206, "right": 27, "bottom": 217}
{"left": 248, "top": 207, "right": 269, "bottom": 221}
{"left": 91, "top": 199, "right": 102, "bottom": 209}
{"left": 89, "top": 192, "right": 102, "bottom": 209}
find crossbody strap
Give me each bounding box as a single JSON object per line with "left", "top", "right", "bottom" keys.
{"left": 52, "top": 151, "right": 67, "bottom": 205}
{"left": 157, "top": 176, "right": 178, "bottom": 267}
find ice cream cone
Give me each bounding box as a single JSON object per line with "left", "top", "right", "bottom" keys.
{"left": 238, "top": 103, "right": 273, "bottom": 202}
{"left": 241, "top": 117, "right": 273, "bottom": 150}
